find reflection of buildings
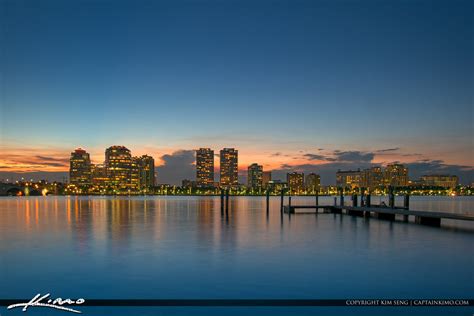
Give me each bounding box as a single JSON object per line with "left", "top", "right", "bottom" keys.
{"left": 287, "top": 172, "right": 304, "bottom": 193}
{"left": 70, "top": 148, "right": 92, "bottom": 187}
{"left": 247, "top": 163, "right": 263, "bottom": 189}
{"left": 305, "top": 173, "right": 320, "bottom": 193}
{"left": 420, "top": 175, "right": 458, "bottom": 189}
{"left": 196, "top": 148, "right": 214, "bottom": 187}
{"left": 220, "top": 148, "right": 238, "bottom": 187}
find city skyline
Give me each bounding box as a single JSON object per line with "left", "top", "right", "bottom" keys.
{"left": 0, "top": 144, "right": 469, "bottom": 187}
{"left": 1, "top": 0, "right": 473, "bottom": 184}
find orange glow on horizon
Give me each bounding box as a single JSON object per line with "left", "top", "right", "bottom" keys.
{"left": 1, "top": 143, "right": 472, "bottom": 174}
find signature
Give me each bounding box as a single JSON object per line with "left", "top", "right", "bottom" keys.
{"left": 7, "top": 293, "right": 85, "bottom": 314}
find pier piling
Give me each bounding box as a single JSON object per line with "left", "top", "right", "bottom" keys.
{"left": 352, "top": 193, "right": 358, "bottom": 207}
{"left": 225, "top": 189, "right": 229, "bottom": 214}
{"left": 339, "top": 188, "right": 344, "bottom": 207}
{"left": 220, "top": 189, "right": 224, "bottom": 214}
{"left": 404, "top": 194, "right": 410, "bottom": 210}
{"left": 388, "top": 186, "right": 395, "bottom": 208}
{"left": 266, "top": 190, "right": 270, "bottom": 215}
{"left": 280, "top": 190, "right": 284, "bottom": 213}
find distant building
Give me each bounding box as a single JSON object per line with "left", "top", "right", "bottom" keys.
{"left": 336, "top": 169, "right": 362, "bottom": 189}
{"left": 262, "top": 171, "right": 272, "bottom": 188}
{"left": 287, "top": 172, "right": 304, "bottom": 193}
{"left": 247, "top": 163, "right": 263, "bottom": 189}
{"left": 105, "top": 146, "right": 133, "bottom": 191}
{"left": 267, "top": 180, "right": 287, "bottom": 192}
{"left": 182, "top": 179, "right": 196, "bottom": 188}
{"left": 220, "top": 148, "right": 238, "bottom": 187}
{"left": 137, "top": 155, "right": 155, "bottom": 191}
{"left": 420, "top": 175, "right": 458, "bottom": 189}
{"left": 196, "top": 148, "right": 214, "bottom": 187}
{"left": 131, "top": 157, "right": 140, "bottom": 191}
{"left": 384, "top": 163, "right": 408, "bottom": 187}
{"left": 69, "top": 148, "right": 91, "bottom": 187}
{"left": 362, "top": 166, "right": 384, "bottom": 189}
{"left": 91, "top": 164, "right": 107, "bottom": 187}
{"left": 305, "top": 173, "right": 320, "bottom": 193}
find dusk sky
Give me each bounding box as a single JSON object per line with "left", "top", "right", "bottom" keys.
{"left": 1, "top": 0, "right": 473, "bottom": 184}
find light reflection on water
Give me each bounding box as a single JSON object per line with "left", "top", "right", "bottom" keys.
{"left": 0, "top": 196, "right": 472, "bottom": 315}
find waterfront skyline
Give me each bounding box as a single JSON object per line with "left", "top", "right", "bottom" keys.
{"left": 1, "top": 0, "right": 473, "bottom": 184}
{"left": 0, "top": 144, "right": 469, "bottom": 188}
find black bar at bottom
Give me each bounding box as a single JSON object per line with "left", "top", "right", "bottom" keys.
{"left": 0, "top": 299, "right": 472, "bottom": 307}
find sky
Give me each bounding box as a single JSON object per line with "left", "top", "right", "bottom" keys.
{"left": 0, "top": 0, "right": 473, "bottom": 184}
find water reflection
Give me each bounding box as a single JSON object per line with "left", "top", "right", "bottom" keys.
{"left": 0, "top": 196, "right": 472, "bottom": 301}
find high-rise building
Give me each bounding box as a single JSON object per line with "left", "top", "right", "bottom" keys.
{"left": 91, "top": 164, "right": 107, "bottom": 188}
{"left": 137, "top": 155, "right": 155, "bottom": 191}
{"left": 247, "top": 163, "right": 263, "bottom": 189}
{"left": 131, "top": 157, "right": 140, "bottom": 191}
{"left": 105, "top": 146, "right": 133, "bottom": 191}
{"left": 69, "top": 148, "right": 92, "bottom": 187}
{"left": 287, "top": 172, "right": 304, "bottom": 193}
{"left": 262, "top": 171, "right": 272, "bottom": 188}
{"left": 305, "top": 173, "right": 320, "bottom": 193}
{"left": 220, "top": 148, "right": 238, "bottom": 187}
{"left": 420, "top": 175, "right": 458, "bottom": 189}
{"left": 196, "top": 148, "right": 214, "bottom": 187}
{"left": 336, "top": 169, "right": 362, "bottom": 189}
{"left": 362, "top": 166, "right": 384, "bottom": 189}
{"left": 384, "top": 164, "right": 408, "bottom": 187}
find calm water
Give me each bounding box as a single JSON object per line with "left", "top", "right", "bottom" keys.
{"left": 0, "top": 196, "right": 473, "bottom": 315}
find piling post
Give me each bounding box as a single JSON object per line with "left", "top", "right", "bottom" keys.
{"left": 404, "top": 193, "right": 410, "bottom": 210}
{"left": 339, "top": 188, "right": 344, "bottom": 207}
{"left": 315, "top": 191, "right": 319, "bottom": 215}
{"left": 280, "top": 189, "right": 285, "bottom": 215}
{"left": 388, "top": 186, "right": 395, "bottom": 208}
{"left": 266, "top": 189, "right": 270, "bottom": 215}
{"left": 360, "top": 188, "right": 365, "bottom": 207}
{"left": 288, "top": 195, "right": 292, "bottom": 217}
{"left": 352, "top": 193, "right": 358, "bottom": 207}
{"left": 220, "top": 189, "right": 224, "bottom": 214}
{"left": 225, "top": 189, "right": 229, "bottom": 214}
{"left": 366, "top": 192, "right": 371, "bottom": 207}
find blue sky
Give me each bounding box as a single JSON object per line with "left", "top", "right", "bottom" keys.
{"left": 1, "top": 0, "right": 473, "bottom": 184}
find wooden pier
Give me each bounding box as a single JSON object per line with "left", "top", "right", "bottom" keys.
{"left": 283, "top": 204, "right": 474, "bottom": 227}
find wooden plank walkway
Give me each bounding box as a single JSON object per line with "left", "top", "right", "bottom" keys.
{"left": 283, "top": 204, "right": 474, "bottom": 226}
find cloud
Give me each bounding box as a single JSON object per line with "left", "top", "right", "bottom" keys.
{"left": 405, "top": 160, "right": 474, "bottom": 184}
{"left": 334, "top": 151, "right": 374, "bottom": 162}
{"left": 0, "top": 154, "right": 69, "bottom": 170}
{"left": 303, "top": 150, "right": 375, "bottom": 163}
{"left": 375, "top": 147, "right": 400, "bottom": 153}
{"left": 156, "top": 150, "right": 195, "bottom": 185}
{"left": 303, "top": 153, "right": 331, "bottom": 161}
{"left": 35, "top": 155, "right": 69, "bottom": 163}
